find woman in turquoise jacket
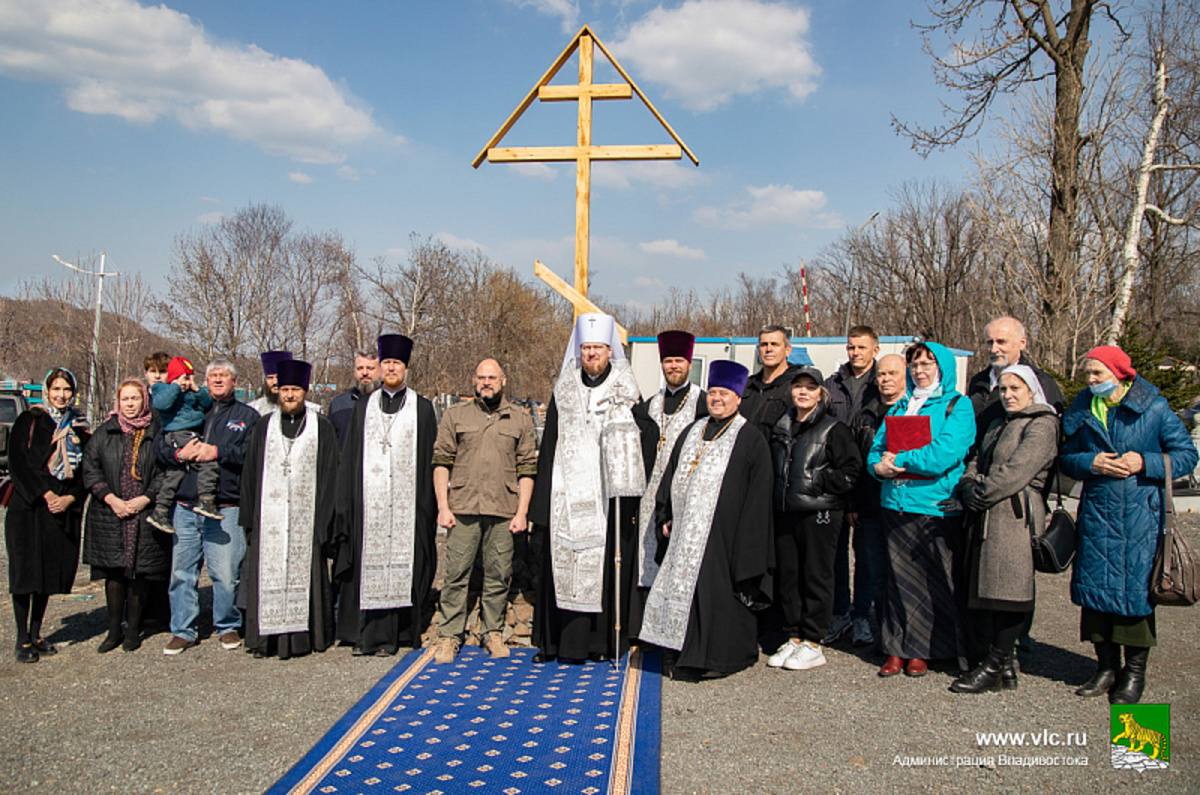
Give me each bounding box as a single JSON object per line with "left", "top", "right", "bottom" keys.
{"left": 867, "top": 342, "right": 975, "bottom": 678}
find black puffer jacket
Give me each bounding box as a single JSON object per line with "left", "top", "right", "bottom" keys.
{"left": 82, "top": 416, "right": 171, "bottom": 576}
{"left": 770, "top": 404, "right": 861, "bottom": 513}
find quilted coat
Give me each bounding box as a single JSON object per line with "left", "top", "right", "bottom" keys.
{"left": 1059, "top": 376, "right": 1197, "bottom": 617}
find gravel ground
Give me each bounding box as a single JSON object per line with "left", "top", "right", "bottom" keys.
{"left": 1, "top": 509, "right": 1197, "bottom": 794}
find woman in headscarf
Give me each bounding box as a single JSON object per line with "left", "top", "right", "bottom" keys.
{"left": 4, "top": 368, "right": 92, "bottom": 662}
{"left": 82, "top": 378, "right": 167, "bottom": 652}
{"left": 1060, "top": 345, "right": 1197, "bottom": 704}
{"left": 950, "top": 364, "right": 1059, "bottom": 693}
{"left": 867, "top": 342, "right": 975, "bottom": 678}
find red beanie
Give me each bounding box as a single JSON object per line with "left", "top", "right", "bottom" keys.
{"left": 166, "top": 356, "right": 194, "bottom": 383}
{"left": 1083, "top": 346, "right": 1136, "bottom": 381}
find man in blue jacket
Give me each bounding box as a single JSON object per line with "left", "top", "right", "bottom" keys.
{"left": 154, "top": 358, "right": 259, "bottom": 656}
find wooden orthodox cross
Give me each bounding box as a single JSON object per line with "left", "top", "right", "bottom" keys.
{"left": 473, "top": 25, "right": 698, "bottom": 340}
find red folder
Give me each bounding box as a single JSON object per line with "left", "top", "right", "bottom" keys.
{"left": 884, "top": 415, "right": 935, "bottom": 481}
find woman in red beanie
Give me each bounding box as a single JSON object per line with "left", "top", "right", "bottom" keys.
{"left": 1058, "top": 345, "right": 1197, "bottom": 704}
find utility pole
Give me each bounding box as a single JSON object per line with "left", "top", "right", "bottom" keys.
{"left": 53, "top": 253, "right": 118, "bottom": 424}
{"left": 843, "top": 212, "right": 879, "bottom": 336}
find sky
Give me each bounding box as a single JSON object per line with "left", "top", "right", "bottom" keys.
{"left": 0, "top": 0, "right": 972, "bottom": 315}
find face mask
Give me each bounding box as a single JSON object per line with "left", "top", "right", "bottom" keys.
{"left": 1089, "top": 379, "right": 1118, "bottom": 397}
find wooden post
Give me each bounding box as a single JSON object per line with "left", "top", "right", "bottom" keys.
{"left": 576, "top": 35, "right": 593, "bottom": 296}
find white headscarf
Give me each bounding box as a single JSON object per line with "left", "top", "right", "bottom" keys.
{"left": 999, "top": 364, "right": 1051, "bottom": 409}
{"left": 905, "top": 365, "right": 941, "bottom": 416}
{"left": 561, "top": 312, "right": 625, "bottom": 368}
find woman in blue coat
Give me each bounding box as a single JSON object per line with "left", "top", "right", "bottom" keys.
{"left": 1060, "top": 345, "right": 1197, "bottom": 704}
{"left": 867, "top": 342, "right": 975, "bottom": 678}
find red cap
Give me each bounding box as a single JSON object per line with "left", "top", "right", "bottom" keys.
{"left": 166, "top": 356, "right": 194, "bottom": 383}
{"left": 1083, "top": 346, "right": 1136, "bottom": 381}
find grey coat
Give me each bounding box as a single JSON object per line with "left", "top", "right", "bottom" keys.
{"left": 959, "top": 404, "right": 1060, "bottom": 609}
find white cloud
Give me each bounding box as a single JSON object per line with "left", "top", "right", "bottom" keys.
{"left": 336, "top": 165, "right": 360, "bottom": 181}
{"left": 693, "top": 184, "right": 841, "bottom": 229}
{"left": 199, "top": 196, "right": 220, "bottom": 204}
{"left": 593, "top": 161, "right": 706, "bottom": 191}
{"left": 639, "top": 239, "right": 707, "bottom": 260}
{"left": 436, "top": 232, "right": 487, "bottom": 252}
{"left": 507, "top": 0, "right": 580, "bottom": 33}
{"left": 287, "top": 172, "right": 313, "bottom": 184}
{"left": 507, "top": 163, "right": 559, "bottom": 183}
{"left": 0, "top": 0, "right": 385, "bottom": 163}
{"left": 196, "top": 211, "right": 224, "bottom": 225}
{"left": 634, "top": 276, "right": 666, "bottom": 289}
{"left": 613, "top": 0, "right": 821, "bottom": 112}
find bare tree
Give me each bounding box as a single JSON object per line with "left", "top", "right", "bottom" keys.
{"left": 896, "top": 0, "right": 1128, "bottom": 370}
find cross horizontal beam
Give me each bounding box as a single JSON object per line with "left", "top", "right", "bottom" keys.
{"left": 538, "top": 83, "right": 633, "bottom": 101}
{"left": 487, "top": 145, "right": 682, "bottom": 163}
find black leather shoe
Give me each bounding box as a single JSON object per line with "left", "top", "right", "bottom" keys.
{"left": 123, "top": 634, "right": 142, "bottom": 652}
{"left": 1076, "top": 641, "right": 1120, "bottom": 697}
{"left": 531, "top": 651, "right": 555, "bottom": 664}
{"left": 16, "top": 643, "right": 39, "bottom": 663}
{"left": 588, "top": 652, "right": 611, "bottom": 663}
{"left": 32, "top": 638, "right": 57, "bottom": 656}
{"left": 1110, "top": 646, "right": 1149, "bottom": 705}
{"left": 351, "top": 646, "right": 367, "bottom": 657}
{"left": 949, "top": 646, "right": 1009, "bottom": 694}
{"left": 98, "top": 633, "right": 124, "bottom": 654}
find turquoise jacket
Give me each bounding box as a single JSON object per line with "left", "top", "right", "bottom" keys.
{"left": 866, "top": 342, "right": 975, "bottom": 517}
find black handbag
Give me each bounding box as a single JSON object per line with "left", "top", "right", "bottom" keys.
{"left": 1150, "top": 454, "right": 1199, "bottom": 606}
{"left": 1032, "top": 468, "right": 1075, "bottom": 574}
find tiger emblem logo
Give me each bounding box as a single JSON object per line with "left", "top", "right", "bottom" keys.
{"left": 1112, "top": 713, "right": 1167, "bottom": 760}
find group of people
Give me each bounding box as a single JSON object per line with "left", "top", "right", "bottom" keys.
{"left": 4, "top": 313, "right": 1196, "bottom": 707}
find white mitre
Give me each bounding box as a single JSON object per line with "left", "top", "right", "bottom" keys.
{"left": 561, "top": 312, "right": 626, "bottom": 368}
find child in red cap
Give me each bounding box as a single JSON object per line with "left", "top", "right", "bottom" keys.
{"left": 148, "top": 357, "right": 220, "bottom": 532}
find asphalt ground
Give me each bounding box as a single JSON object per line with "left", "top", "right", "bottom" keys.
{"left": 1, "top": 508, "right": 1198, "bottom": 794}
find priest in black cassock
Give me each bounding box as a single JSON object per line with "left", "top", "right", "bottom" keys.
{"left": 637, "top": 360, "right": 774, "bottom": 679}
{"left": 334, "top": 334, "right": 437, "bottom": 656}
{"left": 629, "top": 330, "right": 707, "bottom": 638}
{"left": 239, "top": 359, "right": 340, "bottom": 659}
{"left": 530, "top": 312, "right": 651, "bottom": 664}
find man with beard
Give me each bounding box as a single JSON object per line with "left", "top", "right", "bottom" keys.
{"left": 238, "top": 359, "right": 340, "bottom": 659}
{"left": 248, "top": 350, "right": 321, "bottom": 418}
{"left": 637, "top": 360, "right": 773, "bottom": 679}
{"left": 630, "top": 330, "right": 706, "bottom": 636}
{"left": 431, "top": 359, "right": 538, "bottom": 663}
{"left": 247, "top": 351, "right": 292, "bottom": 416}
{"left": 329, "top": 348, "right": 380, "bottom": 446}
{"left": 334, "top": 334, "right": 437, "bottom": 656}
{"left": 529, "top": 312, "right": 650, "bottom": 663}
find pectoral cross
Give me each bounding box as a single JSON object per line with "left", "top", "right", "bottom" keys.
{"left": 658, "top": 434, "right": 666, "bottom": 452}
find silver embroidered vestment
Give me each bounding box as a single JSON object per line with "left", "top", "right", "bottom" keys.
{"left": 360, "top": 390, "right": 419, "bottom": 610}
{"left": 637, "top": 386, "right": 701, "bottom": 588}
{"left": 548, "top": 359, "right": 646, "bottom": 613}
{"left": 257, "top": 408, "right": 319, "bottom": 635}
{"left": 638, "top": 415, "right": 746, "bottom": 651}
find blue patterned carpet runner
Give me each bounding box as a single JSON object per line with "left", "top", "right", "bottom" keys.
{"left": 268, "top": 647, "right": 661, "bottom": 795}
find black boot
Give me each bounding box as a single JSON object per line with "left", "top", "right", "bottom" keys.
{"left": 1075, "top": 641, "right": 1120, "bottom": 697}
{"left": 950, "top": 646, "right": 1010, "bottom": 693}
{"left": 1001, "top": 656, "right": 1019, "bottom": 690}
{"left": 1110, "top": 646, "right": 1149, "bottom": 705}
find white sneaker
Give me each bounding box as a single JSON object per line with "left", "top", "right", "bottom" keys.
{"left": 783, "top": 640, "right": 826, "bottom": 670}
{"left": 767, "top": 639, "right": 801, "bottom": 668}
{"left": 852, "top": 617, "right": 875, "bottom": 646}
{"left": 821, "top": 613, "right": 851, "bottom": 645}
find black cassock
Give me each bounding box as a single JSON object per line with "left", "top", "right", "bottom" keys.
{"left": 333, "top": 389, "right": 437, "bottom": 655}
{"left": 648, "top": 416, "right": 774, "bottom": 675}
{"left": 628, "top": 384, "right": 707, "bottom": 638}
{"left": 239, "top": 411, "right": 340, "bottom": 659}
{"left": 529, "top": 369, "right": 657, "bottom": 661}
